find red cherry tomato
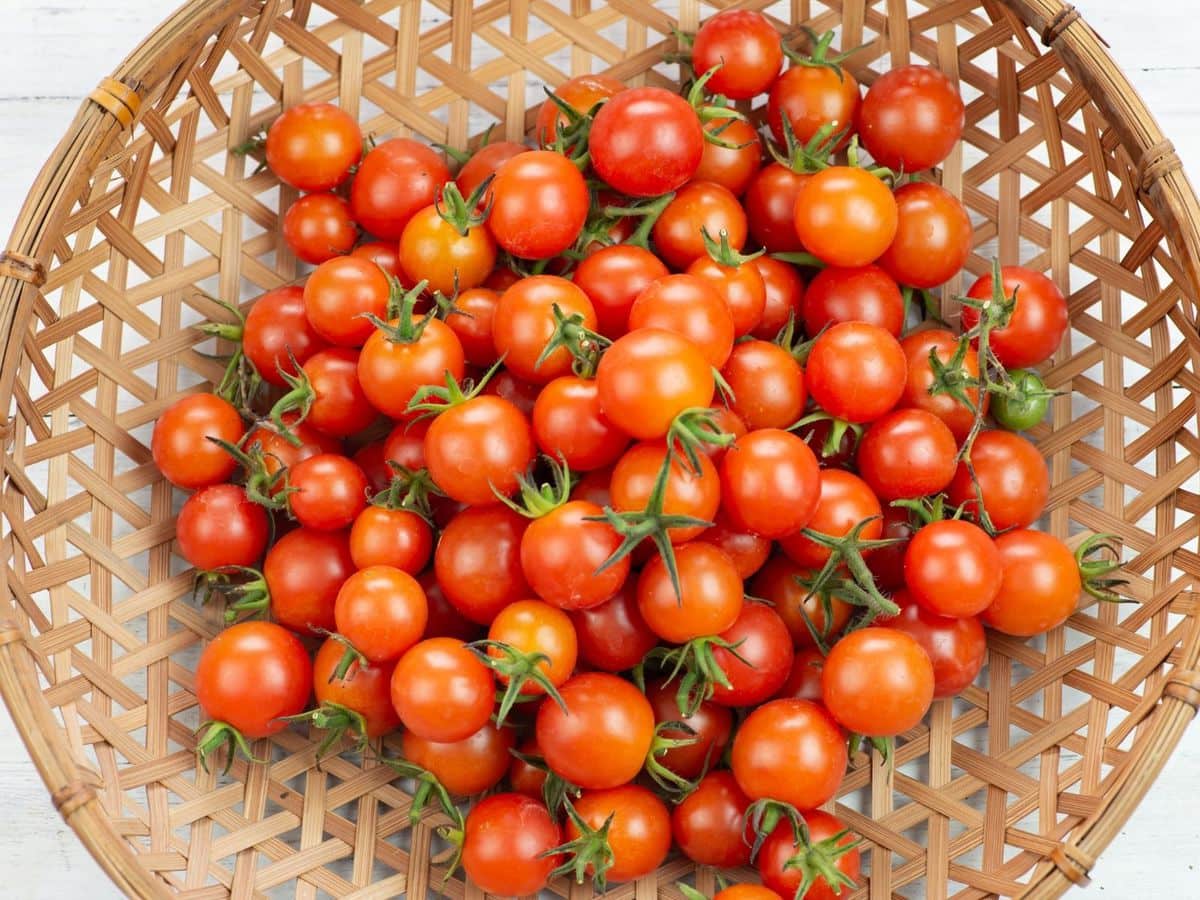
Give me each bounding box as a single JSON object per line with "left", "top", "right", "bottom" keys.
{"left": 710, "top": 602, "right": 795, "bottom": 707}
{"left": 282, "top": 192, "right": 357, "bottom": 264}
{"left": 802, "top": 264, "right": 905, "bottom": 337}
{"left": 878, "top": 182, "right": 972, "bottom": 289}
{"left": 493, "top": 275, "right": 597, "bottom": 383}
{"left": 898, "top": 328, "right": 985, "bottom": 442}
{"left": 390, "top": 637, "right": 495, "bottom": 742}
{"left": 856, "top": 408, "right": 958, "bottom": 501}
{"left": 350, "top": 138, "right": 450, "bottom": 240}
{"left": 758, "top": 810, "right": 861, "bottom": 900}
{"left": 671, "top": 771, "right": 753, "bottom": 868}
{"left": 612, "top": 441, "right": 720, "bottom": 544}
{"left": 776, "top": 647, "right": 826, "bottom": 701}
{"left": 982, "top": 529, "right": 1081, "bottom": 636}
{"left": 778, "top": 469, "right": 882, "bottom": 568}
{"left": 720, "top": 428, "right": 820, "bottom": 539}
{"left": 264, "top": 526, "right": 355, "bottom": 635}
{"left": 751, "top": 255, "right": 807, "bottom": 339}
{"left": 424, "top": 395, "right": 535, "bottom": 505}
{"left": 313, "top": 638, "right": 401, "bottom": 738}
{"left": 962, "top": 266, "right": 1068, "bottom": 368}
{"left": 767, "top": 64, "right": 860, "bottom": 148}
{"left": 287, "top": 453, "right": 368, "bottom": 531}
{"left": 628, "top": 273, "right": 735, "bottom": 368}
{"left": 444, "top": 287, "right": 501, "bottom": 367}
{"left": 532, "top": 376, "right": 629, "bottom": 472}
{"left": 461, "top": 793, "right": 561, "bottom": 896}
{"left": 487, "top": 151, "right": 590, "bottom": 259}
{"left": 687, "top": 252, "right": 766, "bottom": 337}
{"left": 904, "top": 518, "right": 1002, "bottom": 619}
{"left": 822, "top": 626, "right": 935, "bottom": 736}
{"left": 435, "top": 505, "right": 530, "bottom": 625}
{"left": 265, "top": 102, "right": 361, "bottom": 191}
{"left": 859, "top": 65, "right": 965, "bottom": 172}
{"left": 731, "top": 698, "right": 847, "bottom": 809}
{"left": 638, "top": 543, "right": 744, "bottom": 642}
{"left": 455, "top": 140, "right": 529, "bottom": 197}
{"left": 745, "top": 163, "right": 809, "bottom": 253}
{"left": 590, "top": 87, "right": 704, "bottom": 197}
{"left": 522, "top": 500, "right": 628, "bottom": 610}
{"left": 569, "top": 584, "right": 659, "bottom": 673}
{"left": 243, "top": 285, "right": 329, "bottom": 388}
{"left": 752, "top": 555, "right": 854, "bottom": 649}
{"left": 568, "top": 785, "right": 672, "bottom": 883}
{"left": 573, "top": 244, "right": 670, "bottom": 339}
{"left": 652, "top": 181, "right": 748, "bottom": 271}
{"left": 885, "top": 590, "right": 987, "bottom": 697}
{"left": 152, "top": 394, "right": 243, "bottom": 490}
{"left": 721, "top": 339, "right": 806, "bottom": 430}
{"left": 794, "top": 167, "right": 899, "bottom": 268}
{"left": 334, "top": 565, "right": 428, "bottom": 663}
{"left": 806, "top": 322, "right": 907, "bottom": 422}
{"left": 303, "top": 256, "right": 391, "bottom": 348}
{"left": 692, "top": 9, "right": 783, "bottom": 99}
{"left": 947, "top": 429, "right": 1049, "bottom": 531}
{"left": 176, "top": 484, "right": 270, "bottom": 572}
{"left": 695, "top": 118, "right": 763, "bottom": 196}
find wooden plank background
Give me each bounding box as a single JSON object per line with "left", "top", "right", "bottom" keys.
{"left": 0, "top": 1, "right": 1196, "bottom": 896}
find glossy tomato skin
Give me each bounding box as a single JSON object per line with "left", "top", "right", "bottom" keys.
{"left": 702, "top": 511, "right": 772, "bottom": 579}
{"left": 982, "top": 529, "right": 1081, "bottom": 636}
{"left": 720, "top": 428, "right": 821, "bottom": 539}
{"left": 245, "top": 417, "right": 342, "bottom": 495}
{"left": 590, "top": 87, "right": 703, "bottom": 197}
{"left": 399, "top": 203, "right": 496, "bottom": 296}
{"left": 176, "top": 484, "right": 269, "bottom": 571}
{"left": 947, "top": 429, "right": 1049, "bottom": 530}
{"left": 152, "top": 394, "right": 243, "bottom": 490}
{"left": 532, "top": 376, "right": 629, "bottom": 471}
{"left": 573, "top": 244, "right": 670, "bottom": 338}
{"left": 731, "top": 698, "right": 847, "bottom": 810}
{"left": 535, "top": 73, "right": 626, "bottom": 147}
{"left": 444, "top": 287, "right": 501, "bottom": 366}
{"left": 195, "top": 621, "right": 312, "bottom": 739}
{"left": 652, "top": 181, "right": 748, "bottom": 271}
{"left": 493, "top": 275, "right": 597, "bottom": 383}
{"left": 885, "top": 590, "right": 987, "bottom": 697}
{"left": 299, "top": 347, "right": 378, "bottom": 437}
{"left": 536, "top": 672, "right": 655, "bottom": 789}
{"left": 692, "top": 9, "right": 783, "bottom": 99}
{"left": 461, "top": 793, "right": 561, "bottom": 896}
{"left": 696, "top": 118, "right": 763, "bottom": 196}
{"left": 487, "top": 599, "right": 578, "bottom": 694}
{"left": 522, "top": 501, "right": 628, "bottom": 610}
{"left": 745, "top": 164, "right": 809, "bottom": 253}
{"left": 390, "top": 638, "right": 495, "bottom": 742}
{"left": 570, "top": 584, "right": 659, "bottom": 672}
{"left": 424, "top": 395, "right": 535, "bottom": 505}
{"left": 612, "top": 442, "right": 720, "bottom": 544}
{"left": 879, "top": 182, "right": 972, "bottom": 289}
{"left": 358, "top": 317, "right": 466, "bottom": 420}
{"left": 898, "top": 328, "right": 985, "bottom": 442}
{"left": 963, "top": 266, "right": 1069, "bottom": 368}
{"left": 717, "top": 888, "right": 783, "bottom": 900}
{"left": 313, "top": 638, "right": 401, "bottom": 738}
{"left": 401, "top": 721, "right": 515, "bottom": 796}
{"left": 688, "top": 254, "right": 766, "bottom": 337}
{"left": 349, "top": 505, "right": 432, "bottom": 573}
{"left": 866, "top": 504, "right": 915, "bottom": 592}
{"left": 859, "top": 65, "right": 964, "bottom": 172}
{"left": 822, "top": 626, "right": 935, "bottom": 736}
{"left": 569, "top": 785, "right": 672, "bottom": 883}
{"left": 265, "top": 102, "right": 361, "bottom": 191}
{"left": 638, "top": 543, "right": 744, "bottom": 642}
{"left": 904, "top": 518, "right": 1002, "bottom": 619}
{"left": 751, "top": 256, "right": 807, "bottom": 339}
{"left": 758, "top": 810, "right": 861, "bottom": 900}
{"left": 421, "top": 569, "right": 483, "bottom": 642}
{"left": 350, "top": 241, "right": 403, "bottom": 278}
{"left": 303, "top": 256, "right": 391, "bottom": 347}
{"left": 596, "top": 329, "right": 715, "bottom": 440}
{"left": 776, "top": 646, "right": 826, "bottom": 701}
{"left": 288, "top": 453, "right": 369, "bottom": 531}
{"left": 721, "top": 340, "right": 806, "bottom": 430}
{"left": 243, "top": 285, "right": 328, "bottom": 387}
{"left": 794, "top": 167, "right": 899, "bottom": 268}
{"left": 455, "top": 140, "right": 529, "bottom": 197}
{"left": 487, "top": 151, "right": 590, "bottom": 259}
{"left": 483, "top": 368, "right": 540, "bottom": 418}
{"left": 779, "top": 470, "right": 882, "bottom": 568}
{"left": 333, "top": 565, "right": 428, "bottom": 663}
{"left": 351, "top": 441, "right": 392, "bottom": 494}
{"left": 752, "top": 556, "right": 854, "bottom": 649}
{"left": 508, "top": 735, "right": 548, "bottom": 799}
{"left": 710, "top": 602, "right": 795, "bottom": 707}
{"left": 264, "top": 527, "right": 355, "bottom": 634}
{"left": 628, "top": 273, "right": 735, "bottom": 368}
{"left": 350, "top": 138, "right": 450, "bottom": 240}
{"left": 802, "top": 264, "right": 905, "bottom": 337}
{"left": 767, "top": 64, "right": 860, "bottom": 148}
{"left": 645, "top": 678, "right": 733, "bottom": 780}
{"left": 671, "top": 770, "right": 753, "bottom": 868}
{"left": 806, "top": 322, "right": 907, "bottom": 423}
{"left": 435, "top": 505, "right": 530, "bottom": 625}
{"left": 282, "top": 192, "right": 357, "bottom": 265}
{"left": 857, "top": 408, "right": 958, "bottom": 501}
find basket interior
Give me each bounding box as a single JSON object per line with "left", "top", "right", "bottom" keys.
{"left": 3, "top": 1, "right": 1199, "bottom": 897}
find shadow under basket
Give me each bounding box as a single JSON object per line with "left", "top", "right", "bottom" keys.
{"left": 1, "top": 0, "right": 1199, "bottom": 898}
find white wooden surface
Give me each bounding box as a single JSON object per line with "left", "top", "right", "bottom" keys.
{"left": 0, "top": 2, "right": 1197, "bottom": 897}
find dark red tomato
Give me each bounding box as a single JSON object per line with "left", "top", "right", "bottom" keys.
{"left": 313, "top": 638, "right": 401, "bottom": 739}
{"left": 536, "top": 672, "right": 655, "bottom": 789}
{"left": 688, "top": 253, "right": 766, "bottom": 337}
{"left": 435, "top": 505, "right": 530, "bottom": 625}
{"left": 455, "top": 140, "right": 529, "bottom": 197}
{"left": 898, "top": 328, "right": 985, "bottom": 442}
{"left": 597, "top": 328, "right": 714, "bottom": 439}
{"left": 195, "top": 621, "right": 312, "bottom": 738}
{"left": 487, "top": 150, "right": 590, "bottom": 259}
{"left": 399, "top": 202, "right": 497, "bottom": 296}
{"left": 745, "top": 164, "right": 809, "bottom": 253}
{"left": 263, "top": 526, "right": 354, "bottom": 634}
{"left": 462, "top": 793, "right": 562, "bottom": 896}
{"left": 349, "top": 506, "right": 432, "bottom": 573}
{"left": 522, "top": 501, "right": 628, "bottom": 610}
{"left": 638, "top": 543, "right": 743, "bottom": 642}
{"left": 535, "top": 73, "right": 627, "bottom": 147}
{"left": 947, "top": 429, "right": 1049, "bottom": 531}
{"left": 245, "top": 416, "right": 342, "bottom": 495}
{"left": 350, "top": 241, "right": 402, "bottom": 278}
{"left": 176, "top": 484, "right": 269, "bottom": 571}
{"left": 590, "top": 87, "right": 704, "bottom": 197}
{"left": 885, "top": 590, "right": 987, "bottom": 697}
{"left": 692, "top": 9, "right": 783, "bottom": 99}
{"left": 569, "top": 785, "right": 671, "bottom": 883}
{"left": 152, "top": 394, "right": 243, "bottom": 490}
{"left": 904, "top": 518, "right": 1002, "bottom": 619}
{"left": 483, "top": 368, "right": 541, "bottom": 417}
{"left": 751, "top": 256, "right": 806, "bottom": 339}
{"left": 857, "top": 408, "right": 957, "bottom": 501}
{"left": 444, "top": 287, "right": 500, "bottom": 367}
{"left": 776, "top": 646, "right": 826, "bottom": 701}
{"left": 288, "top": 453, "right": 368, "bottom": 531}
{"left": 752, "top": 555, "right": 854, "bottom": 648}
{"left": 532, "top": 376, "right": 629, "bottom": 472}
{"left": 243, "top": 285, "right": 328, "bottom": 387}
{"left": 402, "top": 721, "right": 515, "bottom": 797}
{"left": 962, "top": 266, "right": 1069, "bottom": 368}
{"left": 731, "top": 698, "right": 847, "bottom": 809}
{"left": 570, "top": 584, "right": 658, "bottom": 672}
{"left": 796, "top": 416, "right": 858, "bottom": 470}
{"left": 758, "top": 810, "right": 861, "bottom": 900}
{"left": 695, "top": 117, "right": 763, "bottom": 197}
{"left": 859, "top": 65, "right": 964, "bottom": 172}
{"left": 822, "top": 626, "right": 935, "bottom": 736}
{"left": 334, "top": 564, "right": 428, "bottom": 663}
{"left": 573, "top": 244, "right": 670, "bottom": 338}
{"left": 382, "top": 418, "right": 428, "bottom": 471}
{"left": 866, "top": 504, "right": 915, "bottom": 591}
{"left": 778, "top": 469, "right": 882, "bottom": 568}
{"left": 628, "top": 273, "right": 735, "bottom": 368}
{"left": 300, "top": 347, "right": 378, "bottom": 437}
{"left": 303, "top": 256, "right": 391, "bottom": 347}
{"left": 358, "top": 315, "right": 465, "bottom": 419}
{"left": 424, "top": 395, "right": 535, "bottom": 504}
{"left": 420, "top": 569, "right": 482, "bottom": 641}
{"left": 721, "top": 339, "right": 806, "bottom": 430}
{"left": 982, "top": 529, "right": 1081, "bottom": 636}
{"left": 652, "top": 181, "right": 748, "bottom": 272}
{"left": 802, "top": 264, "right": 905, "bottom": 337}
{"left": 702, "top": 511, "right": 772, "bottom": 579}
{"left": 282, "top": 192, "right": 357, "bottom": 265}
{"left": 720, "top": 428, "right": 820, "bottom": 539}
{"left": 352, "top": 440, "right": 391, "bottom": 494}
{"left": 265, "top": 102, "right": 361, "bottom": 191}
{"left": 710, "top": 603, "right": 795, "bottom": 707}
{"left": 767, "top": 64, "right": 860, "bottom": 148}
{"left": 611, "top": 441, "right": 720, "bottom": 544}
{"left": 391, "top": 637, "right": 495, "bottom": 742}
{"left": 645, "top": 678, "right": 733, "bottom": 780}
{"left": 794, "top": 166, "right": 899, "bottom": 268}
{"left": 350, "top": 138, "right": 450, "bottom": 240}
{"left": 878, "top": 182, "right": 972, "bottom": 289}
{"left": 806, "top": 321, "right": 907, "bottom": 422}
{"left": 672, "top": 771, "right": 753, "bottom": 868}
{"left": 493, "top": 275, "right": 597, "bottom": 383}
{"left": 700, "top": 406, "right": 747, "bottom": 465}
{"left": 509, "top": 735, "right": 548, "bottom": 800}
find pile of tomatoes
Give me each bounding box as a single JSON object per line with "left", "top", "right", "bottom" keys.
{"left": 155, "top": 9, "right": 1124, "bottom": 899}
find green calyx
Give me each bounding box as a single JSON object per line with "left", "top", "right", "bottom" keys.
{"left": 209, "top": 434, "right": 292, "bottom": 509}
{"left": 405, "top": 355, "right": 503, "bottom": 419}
{"left": 265, "top": 349, "right": 316, "bottom": 446}
{"left": 370, "top": 462, "right": 442, "bottom": 522}
{"left": 466, "top": 639, "right": 569, "bottom": 727}
{"left": 362, "top": 277, "right": 433, "bottom": 344}
{"left": 783, "top": 27, "right": 866, "bottom": 81}
{"left": 745, "top": 798, "right": 805, "bottom": 861}
{"left": 667, "top": 407, "right": 735, "bottom": 477}
{"left": 546, "top": 802, "right": 617, "bottom": 893}
{"left": 798, "top": 519, "right": 904, "bottom": 621}
{"left": 508, "top": 747, "right": 581, "bottom": 815}
{"left": 789, "top": 411, "right": 863, "bottom": 461}
{"left": 377, "top": 753, "right": 465, "bottom": 832}
{"left": 195, "top": 297, "right": 261, "bottom": 411}
{"left": 601, "top": 191, "right": 677, "bottom": 251}
{"left": 195, "top": 720, "right": 267, "bottom": 774}
{"left": 534, "top": 302, "right": 612, "bottom": 378}
{"left": 687, "top": 65, "right": 747, "bottom": 130}
{"left": 494, "top": 454, "right": 575, "bottom": 517}
{"left": 701, "top": 226, "right": 763, "bottom": 268}
{"left": 635, "top": 635, "right": 749, "bottom": 718}
{"left": 194, "top": 565, "right": 270, "bottom": 625}
{"left": 434, "top": 178, "right": 492, "bottom": 236}
{"left": 768, "top": 114, "right": 843, "bottom": 176}
{"left": 643, "top": 719, "right": 702, "bottom": 797}
{"left": 1076, "top": 533, "right": 1130, "bottom": 604}
{"left": 280, "top": 699, "right": 370, "bottom": 759}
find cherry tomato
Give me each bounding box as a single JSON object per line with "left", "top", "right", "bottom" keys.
{"left": 731, "top": 698, "right": 847, "bottom": 809}
{"left": 350, "top": 138, "right": 450, "bottom": 240}
{"left": 779, "top": 469, "right": 882, "bottom": 567}
{"left": 822, "top": 626, "right": 934, "bottom": 736}
{"left": 857, "top": 408, "right": 957, "bottom": 501}
{"left": 244, "top": 416, "right": 342, "bottom": 494}
{"left": 532, "top": 376, "right": 629, "bottom": 472}
{"left": 767, "top": 63, "right": 860, "bottom": 148}
{"left": 292, "top": 347, "right": 376, "bottom": 437}
{"left": 536, "top": 672, "right": 655, "bottom": 789}
{"left": 878, "top": 182, "right": 972, "bottom": 288}
{"left": 461, "top": 793, "right": 561, "bottom": 896}
{"left": 806, "top": 321, "right": 907, "bottom": 422}
{"left": 721, "top": 339, "right": 806, "bottom": 430}
{"left": 717, "top": 888, "right": 783, "bottom": 900}
{"left": 573, "top": 244, "right": 670, "bottom": 338}
{"left": 570, "top": 584, "right": 659, "bottom": 672}
{"left": 962, "top": 265, "right": 1069, "bottom": 368}
{"left": 866, "top": 503, "right": 915, "bottom": 592}
{"left": 313, "top": 638, "right": 401, "bottom": 738}
{"left": 859, "top": 64, "right": 964, "bottom": 172}
{"left": 638, "top": 543, "right": 743, "bottom": 642}
{"left": 695, "top": 117, "right": 763, "bottom": 196}
{"left": 720, "top": 428, "right": 820, "bottom": 539}
{"left": 176, "top": 484, "right": 269, "bottom": 571}
{"left": 991, "top": 368, "right": 1050, "bottom": 432}
{"left": 596, "top": 329, "right": 715, "bottom": 439}
{"left": 794, "top": 166, "right": 899, "bottom": 268}
{"left": 628, "top": 273, "right": 735, "bottom": 367}
{"left": 334, "top": 565, "right": 428, "bottom": 663}
{"left": 522, "top": 501, "right": 628, "bottom": 610}
{"left": 671, "top": 771, "right": 753, "bottom": 868}
{"left": 745, "top": 163, "right": 809, "bottom": 253}
{"left": 382, "top": 418, "right": 428, "bottom": 471}
{"left": 444, "top": 287, "right": 500, "bottom": 367}
{"left": 710, "top": 602, "right": 795, "bottom": 707}
{"left": 390, "top": 637, "right": 495, "bottom": 742}
{"left": 947, "top": 429, "right": 1049, "bottom": 530}
{"left": 652, "top": 181, "right": 748, "bottom": 271}
{"left": 590, "top": 87, "right": 703, "bottom": 197}
{"left": 424, "top": 394, "right": 535, "bottom": 504}
{"left": 401, "top": 720, "right": 514, "bottom": 796}
{"left": 483, "top": 367, "right": 541, "bottom": 417}
{"left": 751, "top": 255, "right": 807, "bottom": 339}
{"left": 287, "top": 453, "right": 368, "bottom": 531}
{"left": 420, "top": 569, "right": 482, "bottom": 642}
{"left": 399, "top": 202, "right": 496, "bottom": 296}
{"left": 487, "top": 150, "right": 590, "bottom": 259}
{"left": 898, "top": 327, "right": 985, "bottom": 442}
{"left": 282, "top": 192, "right": 356, "bottom": 265}
{"left": 692, "top": 9, "right": 783, "bottom": 98}
{"left": 264, "top": 526, "right": 355, "bottom": 634}
{"left": 982, "top": 529, "right": 1081, "bottom": 636}
{"left": 349, "top": 505, "right": 433, "bottom": 573}
{"left": 350, "top": 240, "right": 402, "bottom": 278}
{"left": 435, "top": 506, "right": 530, "bottom": 625}
{"left": 487, "top": 599, "right": 578, "bottom": 694}
{"left": 493, "top": 275, "right": 597, "bottom": 383}
{"left": 455, "top": 140, "right": 529, "bottom": 197}
{"left": 688, "top": 252, "right": 766, "bottom": 336}
{"left": 195, "top": 621, "right": 312, "bottom": 738}
{"left": 752, "top": 555, "right": 854, "bottom": 648}
{"left": 803, "top": 264, "right": 905, "bottom": 337}
{"left": 265, "top": 102, "right": 361, "bottom": 191}
{"left": 358, "top": 316, "right": 465, "bottom": 420}
{"left": 509, "top": 735, "right": 549, "bottom": 800}
{"left": 303, "top": 256, "right": 391, "bottom": 348}
{"left": 568, "top": 785, "right": 671, "bottom": 883}
{"left": 702, "top": 510, "right": 772, "bottom": 579}
{"left": 242, "top": 285, "right": 328, "bottom": 387}
{"left": 903, "top": 518, "right": 1002, "bottom": 618}
{"left": 535, "top": 73, "right": 626, "bottom": 147}
{"left": 612, "top": 441, "right": 720, "bottom": 544}
{"left": 645, "top": 678, "right": 733, "bottom": 780}
{"left": 351, "top": 440, "right": 392, "bottom": 494}
{"left": 777, "top": 646, "right": 826, "bottom": 701}
{"left": 758, "top": 810, "right": 861, "bottom": 900}
{"left": 152, "top": 394, "right": 243, "bottom": 490}
{"left": 885, "top": 590, "right": 986, "bottom": 697}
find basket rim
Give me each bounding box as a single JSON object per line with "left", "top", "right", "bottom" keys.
{"left": 0, "top": 2, "right": 1197, "bottom": 898}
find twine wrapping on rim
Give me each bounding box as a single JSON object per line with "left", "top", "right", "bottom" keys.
{"left": 0, "top": 251, "right": 46, "bottom": 287}
{"left": 1162, "top": 669, "right": 1200, "bottom": 713}
{"left": 1137, "top": 139, "right": 1184, "bottom": 193}
{"left": 1040, "top": 5, "right": 1080, "bottom": 46}
{"left": 51, "top": 781, "right": 97, "bottom": 822}
{"left": 1049, "top": 842, "right": 1095, "bottom": 886}
{"left": 87, "top": 77, "right": 142, "bottom": 128}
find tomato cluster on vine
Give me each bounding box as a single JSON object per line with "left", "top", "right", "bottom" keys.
{"left": 159, "top": 10, "right": 1127, "bottom": 899}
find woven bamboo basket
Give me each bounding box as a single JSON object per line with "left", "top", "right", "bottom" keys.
{"left": 1, "top": 0, "right": 1198, "bottom": 897}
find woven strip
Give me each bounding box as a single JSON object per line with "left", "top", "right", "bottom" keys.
{"left": 1049, "top": 841, "right": 1095, "bottom": 886}
{"left": 0, "top": 251, "right": 46, "bottom": 287}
